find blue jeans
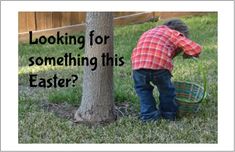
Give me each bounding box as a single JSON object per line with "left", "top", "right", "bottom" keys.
{"left": 133, "top": 69, "right": 178, "bottom": 121}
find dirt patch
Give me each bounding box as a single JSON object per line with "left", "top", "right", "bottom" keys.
{"left": 41, "top": 101, "right": 138, "bottom": 122}
{"left": 19, "top": 85, "right": 138, "bottom": 122}
{"left": 41, "top": 102, "right": 78, "bottom": 120}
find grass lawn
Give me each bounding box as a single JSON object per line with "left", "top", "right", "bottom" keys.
{"left": 18, "top": 13, "right": 217, "bottom": 143}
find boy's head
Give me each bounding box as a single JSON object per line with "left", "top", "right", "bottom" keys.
{"left": 163, "top": 19, "right": 189, "bottom": 38}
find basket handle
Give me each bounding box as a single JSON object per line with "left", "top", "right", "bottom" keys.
{"left": 192, "top": 57, "right": 207, "bottom": 103}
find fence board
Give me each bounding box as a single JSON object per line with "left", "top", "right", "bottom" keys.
{"left": 61, "top": 12, "right": 72, "bottom": 27}
{"left": 19, "top": 12, "right": 27, "bottom": 32}
{"left": 52, "top": 12, "right": 62, "bottom": 28}
{"left": 35, "top": 12, "right": 53, "bottom": 30}
{"left": 19, "top": 12, "right": 36, "bottom": 32}
{"left": 70, "top": 12, "right": 81, "bottom": 25}
{"left": 78, "top": 12, "right": 86, "bottom": 24}
{"left": 27, "top": 13, "right": 36, "bottom": 32}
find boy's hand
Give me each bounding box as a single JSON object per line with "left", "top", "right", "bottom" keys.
{"left": 173, "top": 48, "right": 183, "bottom": 58}
{"left": 183, "top": 53, "right": 191, "bottom": 59}
{"left": 183, "top": 53, "right": 200, "bottom": 59}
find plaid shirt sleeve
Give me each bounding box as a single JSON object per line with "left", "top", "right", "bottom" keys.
{"left": 171, "top": 32, "right": 202, "bottom": 56}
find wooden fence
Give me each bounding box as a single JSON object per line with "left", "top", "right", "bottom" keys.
{"left": 19, "top": 12, "right": 142, "bottom": 33}
{"left": 19, "top": 12, "right": 207, "bottom": 42}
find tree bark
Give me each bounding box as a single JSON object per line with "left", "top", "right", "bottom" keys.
{"left": 74, "top": 12, "right": 116, "bottom": 124}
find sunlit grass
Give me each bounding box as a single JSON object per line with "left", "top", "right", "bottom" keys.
{"left": 19, "top": 65, "right": 66, "bottom": 75}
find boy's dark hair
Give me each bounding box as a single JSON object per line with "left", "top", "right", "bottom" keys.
{"left": 163, "top": 19, "right": 189, "bottom": 38}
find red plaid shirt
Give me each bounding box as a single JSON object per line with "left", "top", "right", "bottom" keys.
{"left": 131, "top": 25, "right": 202, "bottom": 72}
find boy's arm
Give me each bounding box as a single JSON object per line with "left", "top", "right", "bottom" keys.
{"left": 172, "top": 32, "right": 202, "bottom": 58}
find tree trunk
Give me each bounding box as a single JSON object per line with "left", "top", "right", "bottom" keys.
{"left": 74, "top": 12, "right": 116, "bottom": 124}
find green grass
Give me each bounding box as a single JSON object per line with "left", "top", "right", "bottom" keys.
{"left": 18, "top": 13, "right": 217, "bottom": 143}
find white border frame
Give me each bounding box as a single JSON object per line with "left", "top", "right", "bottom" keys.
{"left": 1, "top": 1, "right": 234, "bottom": 151}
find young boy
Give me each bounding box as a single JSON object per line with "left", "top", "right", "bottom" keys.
{"left": 131, "top": 19, "right": 202, "bottom": 122}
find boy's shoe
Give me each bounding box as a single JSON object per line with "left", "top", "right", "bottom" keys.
{"left": 140, "top": 117, "right": 161, "bottom": 123}
{"left": 161, "top": 112, "right": 176, "bottom": 121}
{"left": 139, "top": 111, "right": 161, "bottom": 123}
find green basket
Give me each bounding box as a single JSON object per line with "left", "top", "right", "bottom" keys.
{"left": 174, "top": 81, "right": 206, "bottom": 113}
{"left": 174, "top": 58, "right": 207, "bottom": 113}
